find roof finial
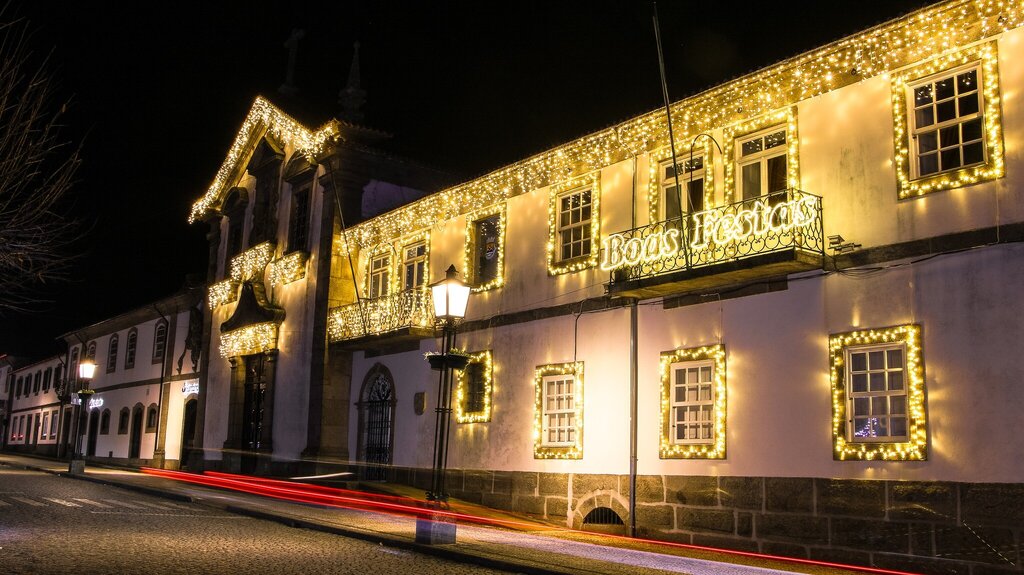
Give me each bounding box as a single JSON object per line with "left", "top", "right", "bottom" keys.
{"left": 338, "top": 41, "right": 367, "bottom": 123}
{"left": 278, "top": 28, "right": 305, "bottom": 96}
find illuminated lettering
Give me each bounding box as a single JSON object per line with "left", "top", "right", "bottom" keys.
{"left": 601, "top": 228, "right": 681, "bottom": 271}
{"left": 603, "top": 195, "right": 817, "bottom": 272}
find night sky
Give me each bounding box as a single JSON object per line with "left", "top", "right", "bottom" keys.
{"left": 2, "top": 0, "right": 929, "bottom": 358}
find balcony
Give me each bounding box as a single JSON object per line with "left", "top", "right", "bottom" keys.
{"left": 328, "top": 288, "right": 435, "bottom": 348}
{"left": 603, "top": 189, "right": 824, "bottom": 299}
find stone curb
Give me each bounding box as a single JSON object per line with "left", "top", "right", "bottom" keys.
{"left": 1, "top": 459, "right": 576, "bottom": 575}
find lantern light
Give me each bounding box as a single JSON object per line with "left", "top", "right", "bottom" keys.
{"left": 430, "top": 265, "right": 470, "bottom": 321}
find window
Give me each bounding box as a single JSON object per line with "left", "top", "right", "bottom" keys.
{"left": 40, "top": 413, "right": 49, "bottom": 439}
{"left": 118, "top": 408, "right": 130, "bottom": 434}
{"left": 15, "top": 376, "right": 22, "bottom": 398}
{"left": 556, "top": 188, "right": 593, "bottom": 261}
{"left": 42, "top": 368, "right": 51, "bottom": 392}
{"left": 368, "top": 254, "right": 390, "bottom": 299}
{"left": 52, "top": 367, "right": 61, "bottom": 392}
{"left": 402, "top": 242, "right": 427, "bottom": 291}
{"left": 847, "top": 345, "right": 909, "bottom": 441}
{"left": 660, "top": 157, "right": 705, "bottom": 221}
{"left": 107, "top": 334, "right": 119, "bottom": 373}
{"left": 456, "top": 351, "right": 492, "bottom": 423}
{"left": 534, "top": 362, "right": 583, "bottom": 459}
{"left": 49, "top": 410, "right": 58, "bottom": 438}
{"left": 153, "top": 321, "right": 168, "bottom": 363}
{"left": 86, "top": 341, "right": 96, "bottom": 360}
{"left": 543, "top": 375, "right": 576, "bottom": 446}
{"left": 33, "top": 371, "right": 41, "bottom": 394}
{"left": 737, "top": 126, "right": 788, "bottom": 202}
{"left": 469, "top": 212, "right": 502, "bottom": 290}
{"left": 146, "top": 404, "right": 158, "bottom": 432}
{"left": 670, "top": 361, "right": 715, "bottom": 444}
{"left": 909, "top": 65, "right": 984, "bottom": 179}
{"left": 100, "top": 409, "right": 111, "bottom": 434}
{"left": 660, "top": 345, "right": 727, "bottom": 459}
{"left": 223, "top": 189, "right": 247, "bottom": 261}
{"left": 69, "top": 348, "right": 79, "bottom": 386}
{"left": 830, "top": 324, "right": 927, "bottom": 461}
{"left": 125, "top": 329, "right": 137, "bottom": 369}
{"left": 288, "top": 187, "right": 311, "bottom": 253}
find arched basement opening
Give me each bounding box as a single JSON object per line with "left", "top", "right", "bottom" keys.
{"left": 581, "top": 506, "right": 626, "bottom": 535}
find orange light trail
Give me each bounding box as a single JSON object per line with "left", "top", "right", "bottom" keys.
{"left": 141, "top": 468, "right": 922, "bottom": 575}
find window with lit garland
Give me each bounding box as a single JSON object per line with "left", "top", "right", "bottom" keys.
{"left": 547, "top": 173, "right": 601, "bottom": 275}
{"left": 464, "top": 205, "right": 505, "bottom": 292}
{"left": 534, "top": 362, "right": 583, "bottom": 459}
{"left": 892, "top": 42, "right": 1004, "bottom": 198}
{"left": 456, "top": 350, "right": 493, "bottom": 423}
{"left": 829, "top": 324, "right": 927, "bottom": 461}
{"left": 660, "top": 345, "right": 726, "bottom": 459}
{"left": 367, "top": 252, "right": 391, "bottom": 299}
{"left": 723, "top": 108, "right": 799, "bottom": 205}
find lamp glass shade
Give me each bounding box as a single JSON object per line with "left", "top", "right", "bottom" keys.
{"left": 78, "top": 360, "right": 97, "bottom": 381}
{"left": 430, "top": 266, "right": 471, "bottom": 320}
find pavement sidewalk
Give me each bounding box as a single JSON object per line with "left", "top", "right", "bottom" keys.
{"left": 0, "top": 453, "right": 883, "bottom": 575}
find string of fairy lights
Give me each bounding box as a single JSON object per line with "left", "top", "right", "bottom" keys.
{"left": 659, "top": 345, "right": 728, "bottom": 459}
{"left": 219, "top": 321, "right": 279, "bottom": 358}
{"left": 192, "top": 2, "right": 1020, "bottom": 245}
{"left": 829, "top": 324, "right": 927, "bottom": 461}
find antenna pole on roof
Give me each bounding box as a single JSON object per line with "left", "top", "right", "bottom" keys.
{"left": 653, "top": 2, "right": 691, "bottom": 268}
{"left": 653, "top": 3, "right": 686, "bottom": 223}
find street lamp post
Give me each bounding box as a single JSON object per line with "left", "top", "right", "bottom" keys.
{"left": 416, "top": 264, "right": 470, "bottom": 545}
{"left": 68, "top": 359, "right": 96, "bottom": 475}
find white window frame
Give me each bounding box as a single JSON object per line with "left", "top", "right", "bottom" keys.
{"left": 556, "top": 187, "right": 593, "bottom": 262}
{"left": 368, "top": 254, "right": 390, "bottom": 299}
{"left": 660, "top": 157, "right": 705, "bottom": 221}
{"left": 907, "top": 62, "right": 985, "bottom": 180}
{"left": 669, "top": 359, "right": 716, "bottom": 445}
{"left": 40, "top": 412, "right": 49, "bottom": 440}
{"left": 49, "top": 410, "right": 58, "bottom": 438}
{"left": 401, "top": 242, "right": 427, "bottom": 291}
{"left": 736, "top": 126, "right": 788, "bottom": 201}
{"left": 541, "top": 374, "right": 577, "bottom": 447}
{"left": 845, "top": 342, "right": 910, "bottom": 443}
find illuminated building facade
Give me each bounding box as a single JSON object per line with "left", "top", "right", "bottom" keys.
{"left": 191, "top": 2, "right": 1024, "bottom": 571}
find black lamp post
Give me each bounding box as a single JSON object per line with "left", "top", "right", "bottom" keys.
{"left": 68, "top": 359, "right": 96, "bottom": 475}
{"left": 425, "top": 265, "right": 471, "bottom": 504}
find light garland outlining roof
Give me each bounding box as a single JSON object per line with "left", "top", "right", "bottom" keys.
{"left": 189, "top": 97, "right": 338, "bottom": 222}
{"left": 191, "top": 1, "right": 1021, "bottom": 242}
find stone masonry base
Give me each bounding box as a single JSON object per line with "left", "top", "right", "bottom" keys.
{"left": 383, "top": 466, "right": 1023, "bottom": 575}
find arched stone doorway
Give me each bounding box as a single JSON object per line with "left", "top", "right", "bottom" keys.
{"left": 356, "top": 364, "right": 395, "bottom": 481}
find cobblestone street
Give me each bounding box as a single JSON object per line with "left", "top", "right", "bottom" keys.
{"left": 0, "top": 467, "right": 509, "bottom": 575}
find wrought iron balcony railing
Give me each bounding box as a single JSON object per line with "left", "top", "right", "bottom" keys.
{"left": 601, "top": 189, "right": 823, "bottom": 285}
{"left": 328, "top": 288, "right": 435, "bottom": 342}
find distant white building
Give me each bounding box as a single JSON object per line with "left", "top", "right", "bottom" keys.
{"left": 190, "top": 2, "right": 1024, "bottom": 572}
{"left": 48, "top": 288, "right": 203, "bottom": 468}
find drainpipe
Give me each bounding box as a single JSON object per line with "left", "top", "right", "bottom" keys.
{"left": 629, "top": 298, "right": 638, "bottom": 537}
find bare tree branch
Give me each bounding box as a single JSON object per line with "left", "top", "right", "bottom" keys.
{"left": 0, "top": 12, "right": 82, "bottom": 313}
